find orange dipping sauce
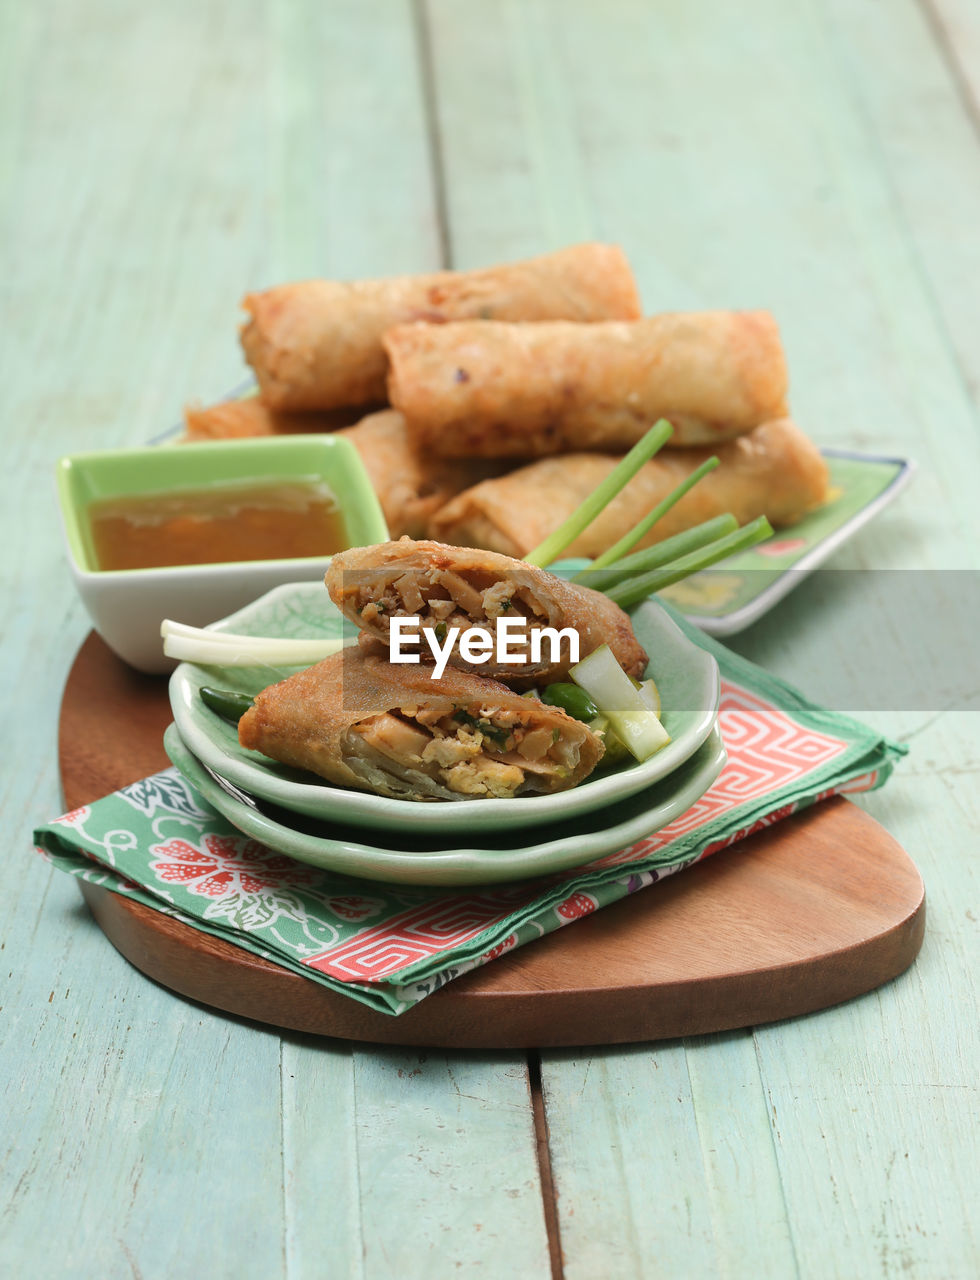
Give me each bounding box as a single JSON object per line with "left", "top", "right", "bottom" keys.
{"left": 89, "top": 478, "right": 347, "bottom": 571}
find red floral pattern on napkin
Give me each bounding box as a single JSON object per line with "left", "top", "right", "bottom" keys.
{"left": 151, "top": 834, "right": 317, "bottom": 898}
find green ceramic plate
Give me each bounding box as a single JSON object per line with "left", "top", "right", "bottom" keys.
{"left": 660, "top": 449, "right": 914, "bottom": 634}
{"left": 163, "top": 723, "right": 727, "bottom": 885}
{"left": 168, "top": 581, "right": 720, "bottom": 835}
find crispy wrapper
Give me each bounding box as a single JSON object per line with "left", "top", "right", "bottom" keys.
{"left": 183, "top": 397, "right": 370, "bottom": 440}
{"left": 429, "top": 419, "right": 829, "bottom": 559}
{"left": 385, "top": 311, "right": 789, "bottom": 456}
{"left": 238, "top": 647, "right": 603, "bottom": 801}
{"left": 325, "top": 538, "right": 648, "bottom": 686}
{"left": 240, "top": 243, "right": 642, "bottom": 412}
{"left": 336, "top": 411, "right": 506, "bottom": 540}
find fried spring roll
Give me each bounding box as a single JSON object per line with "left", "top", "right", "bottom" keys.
{"left": 325, "top": 538, "right": 648, "bottom": 686}
{"left": 240, "top": 243, "right": 642, "bottom": 412}
{"left": 238, "top": 648, "right": 603, "bottom": 801}
{"left": 385, "top": 311, "right": 789, "bottom": 456}
{"left": 183, "top": 397, "right": 369, "bottom": 439}
{"left": 429, "top": 419, "right": 829, "bottom": 560}
{"left": 336, "top": 411, "right": 506, "bottom": 540}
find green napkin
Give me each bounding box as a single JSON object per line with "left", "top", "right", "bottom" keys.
{"left": 35, "top": 617, "right": 906, "bottom": 1016}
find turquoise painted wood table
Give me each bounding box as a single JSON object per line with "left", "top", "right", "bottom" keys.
{"left": 2, "top": 2, "right": 977, "bottom": 1276}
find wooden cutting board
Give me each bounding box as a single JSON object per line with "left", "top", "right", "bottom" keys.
{"left": 59, "top": 632, "right": 925, "bottom": 1048}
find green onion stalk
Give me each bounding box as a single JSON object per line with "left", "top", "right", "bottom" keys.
{"left": 524, "top": 420, "right": 774, "bottom": 609}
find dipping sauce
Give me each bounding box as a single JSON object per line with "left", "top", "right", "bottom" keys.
{"left": 89, "top": 478, "right": 347, "bottom": 571}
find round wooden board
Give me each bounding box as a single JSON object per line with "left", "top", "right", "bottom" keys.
{"left": 59, "top": 632, "right": 925, "bottom": 1048}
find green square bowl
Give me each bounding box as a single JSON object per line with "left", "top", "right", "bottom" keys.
{"left": 56, "top": 435, "right": 389, "bottom": 674}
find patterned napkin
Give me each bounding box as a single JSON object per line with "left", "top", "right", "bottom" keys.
{"left": 35, "top": 611, "right": 906, "bottom": 1016}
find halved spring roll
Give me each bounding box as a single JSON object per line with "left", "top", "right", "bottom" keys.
{"left": 385, "top": 311, "right": 789, "bottom": 456}
{"left": 325, "top": 538, "right": 648, "bottom": 686}
{"left": 429, "top": 418, "right": 829, "bottom": 560}
{"left": 238, "top": 648, "right": 604, "bottom": 801}
{"left": 240, "top": 242, "right": 642, "bottom": 411}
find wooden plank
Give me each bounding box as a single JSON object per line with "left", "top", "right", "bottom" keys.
{"left": 429, "top": 0, "right": 980, "bottom": 560}
{"left": 0, "top": 3, "right": 550, "bottom": 1277}
{"left": 0, "top": 0, "right": 308, "bottom": 1267}
{"left": 330, "top": 1050, "right": 549, "bottom": 1276}
{"left": 280, "top": 1042, "right": 553, "bottom": 1276}
{"left": 750, "top": 708, "right": 980, "bottom": 1279}
{"left": 825, "top": 0, "right": 980, "bottom": 437}
{"left": 923, "top": 0, "right": 980, "bottom": 129}
{"left": 0, "top": 873, "right": 288, "bottom": 1278}
{"left": 263, "top": 0, "right": 443, "bottom": 282}
{"left": 424, "top": 0, "right": 596, "bottom": 263}
{"left": 415, "top": 1, "right": 978, "bottom": 1275}
{"left": 540, "top": 1037, "right": 799, "bottom": 1279}
{"left": 541, "top": 709, "right": 978, "bottom": 1278}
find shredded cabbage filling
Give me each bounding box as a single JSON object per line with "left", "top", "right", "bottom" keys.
{"left": 346, "top": 703, "right": 579, "bottom": 800}
{"left": 358, "top": 569, "right": 549, "bottom": 662}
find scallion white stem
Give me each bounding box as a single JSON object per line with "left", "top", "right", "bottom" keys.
{"left": 161, "top": 620, "right": 347, "bottom": 666}
{"left": 569, "top": 644, "right": 671, "bottom": 761}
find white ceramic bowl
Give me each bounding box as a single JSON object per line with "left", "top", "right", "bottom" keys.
{"left": 55, "top": 435, "right": 389, "bottom": 674}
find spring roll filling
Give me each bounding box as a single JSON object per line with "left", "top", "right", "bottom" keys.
{"left": 356, "top": 568, "right": 553, "bottom": 664}
{"left": 346, "top": 702, "right": 581, "bottom": 799}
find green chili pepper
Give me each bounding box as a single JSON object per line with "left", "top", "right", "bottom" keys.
{"left": 540, "top": 683, "right": 599, "bottom": 723}
{"left": 200, "top": 687, "right": 255, "bottom": 723}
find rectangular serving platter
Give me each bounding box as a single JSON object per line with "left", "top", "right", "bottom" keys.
{"left": 662, "top": 449, "right": 915, "bottom": 635}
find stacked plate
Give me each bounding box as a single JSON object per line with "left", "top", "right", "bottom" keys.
{"left": 166, "top": 583, "right": 726, "bottom": 885}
